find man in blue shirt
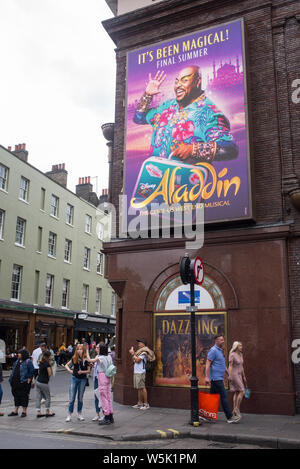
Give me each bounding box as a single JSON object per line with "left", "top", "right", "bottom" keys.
{"left": 205, "top": 334, "right": 240, "bottom": 423}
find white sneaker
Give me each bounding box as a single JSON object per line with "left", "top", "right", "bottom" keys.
{"left": 66, "top": 415, "right": 72, "bottom": 422}
{"left": 132, "top": 403, "right": 143, "bottom": 409}
{"left": 140, "top": 404, "right": 150, "bottom": 410}
{"left": 77, "top": 414, "right": 85, "bottom": 421}
{"left": 92, "top": 415, "right": 100, "bottom": 421}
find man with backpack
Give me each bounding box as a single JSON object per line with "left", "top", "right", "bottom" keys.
{"left": 129, "top": 338, "right": 155, "bottom": 411}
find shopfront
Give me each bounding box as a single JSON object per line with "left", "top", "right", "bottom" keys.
{"left": 74, "top": 313, "right": 116, "bottom": 345}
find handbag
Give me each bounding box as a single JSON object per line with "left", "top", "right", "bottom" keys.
{"left": 244, "top": 388, "right": 251, "bottom": 399}
{"left": 198, "top": 391, "right": 220, "bottom": 421}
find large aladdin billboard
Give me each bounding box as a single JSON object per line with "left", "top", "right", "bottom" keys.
{"left": 124, "top": 19, "right": 253, "bottom": 227}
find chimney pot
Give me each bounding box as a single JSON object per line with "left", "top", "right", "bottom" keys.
{"left": 8, "top": 146, "right": 11, "bottom": 152}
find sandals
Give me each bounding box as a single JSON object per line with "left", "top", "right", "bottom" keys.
{"left": 46, "top": 413, "right": 55, "bottom": 417}
{"left": 21, "top": 412, "right": 27, "bottom": 418}
{"left": 37, "top": 414, "right": 46, "bottom": 418}
{"left": 8, "top": 412, "right": 18, "bottom": 416}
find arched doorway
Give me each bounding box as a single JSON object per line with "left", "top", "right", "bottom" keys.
{"left": 153, "top": 274, "right": 227, "bottom": 388}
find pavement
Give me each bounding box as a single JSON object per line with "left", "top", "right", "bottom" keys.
{"left": 1, "top": 368, "right": 300, "bottom": 449}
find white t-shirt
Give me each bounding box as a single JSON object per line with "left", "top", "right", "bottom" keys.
{"left": 31, "top": 347, "right": 42, "bottom": 369}
{"left": 134, "top": 353, "right": 146, "bottom": 374}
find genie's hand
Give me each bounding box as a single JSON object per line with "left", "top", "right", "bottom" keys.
{"left": 170, "top": 142, "right": 193, "bottom": 161}
{"left": 145, "top": 71, "right": 166, "bottom": 96}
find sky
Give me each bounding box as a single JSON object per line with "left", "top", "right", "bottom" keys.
{"left": 0, "top": 0, "right": 116, "bottom": 195}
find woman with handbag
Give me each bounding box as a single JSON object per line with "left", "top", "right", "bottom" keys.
{"left": 228, "top": 341, "right": 247, "bottom": 418}
{"left": 89, "top": 343, "right": 114, "bottom": 425}
{"left": 8, "top": 349, "right": 34, "bottom": 417}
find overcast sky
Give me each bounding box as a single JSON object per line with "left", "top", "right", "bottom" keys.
{"left": 0, "top": 0, "right": 115, "bottom": 195}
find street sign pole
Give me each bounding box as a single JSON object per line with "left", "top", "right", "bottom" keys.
{"left": 188, "top": 281, "right": 199, "bottom": 426}
{"left": 180, "top": 253, "right": 204, "bottom": 426}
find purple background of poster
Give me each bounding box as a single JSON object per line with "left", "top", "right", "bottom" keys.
{"left": 125, "top": 19, "right": 251, "bottom": 223}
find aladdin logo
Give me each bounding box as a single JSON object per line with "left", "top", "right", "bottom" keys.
{"left": 130, "top": 162, "right": 241, "bottom": 208}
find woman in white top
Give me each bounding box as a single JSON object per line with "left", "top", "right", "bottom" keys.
{"left": 89, "top": 343, "right": 113, "bottom": 425}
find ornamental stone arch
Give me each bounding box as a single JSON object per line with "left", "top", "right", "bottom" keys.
{"left": 144, "top": 261, "right": 239, "bottom": 312}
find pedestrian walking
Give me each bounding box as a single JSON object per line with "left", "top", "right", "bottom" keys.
{"left": 205, "top": 334, "right": 241, "bottom": 424}
{"left": 8, "top": 349, "right": 34, "bottom": 418}
{"left": 90, "top": 343, "right": 114, "bottom": 425}
{"left": 0, "top": 362, "right": 4, "bottom": 416}
{"left": 36, "top": 351, "right": 55, "bottom": 418}
{"left": 228, "top": 341, "right": 247, "bottom": 418}
{"left": 31, "top": 342, "right": 43, "bottom": 379}
{"left": 65, "top": 344, "right": 91, "bottom": 422}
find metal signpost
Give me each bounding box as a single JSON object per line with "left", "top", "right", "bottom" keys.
{"left": 180, "top": 253, "right": 205, "bottom": 426}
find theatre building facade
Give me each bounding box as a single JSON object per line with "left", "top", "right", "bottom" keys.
{"left": 102, "top": 0, "right": 300, "bottom": 414}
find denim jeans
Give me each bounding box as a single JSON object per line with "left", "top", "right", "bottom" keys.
{"left": 94, "top": 376, "right": 101, "bottom": 413}
{"left": 0, "top": 383, "right": 2, "bottom": 406}
{"left": 68, "top": 376, "right": 86, "bottom": 414}
{"left": 210, "top": 380, "right": 232, "bottom": 420}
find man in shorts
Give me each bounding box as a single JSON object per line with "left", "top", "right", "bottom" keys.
{"left": 129, "top": 339, "right": 150, "bottom": 410}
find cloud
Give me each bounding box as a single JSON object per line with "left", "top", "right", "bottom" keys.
{"left": 0, "top": 0, "right": 115, "bottom": 193}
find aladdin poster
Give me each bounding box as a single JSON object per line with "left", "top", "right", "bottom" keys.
{"left": 154, "top": 312, "right": 226, "bottom": 388}
{"left": 124, "top": 19, "right": 253, "bottom": 226}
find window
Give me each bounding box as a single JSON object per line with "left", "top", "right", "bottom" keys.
{"left": 48, "top": 232, "right": 57, "bottom": 257}
{"left": 83, "top": 247, "right": 90, "bottom": 270}
{"left": 19, "top": 176, "right": 29, "bottom": 202}
{"left": 85, "top": 215, "right": 92, "bottom": 234}
{"left": 34, "top": 270, "right": 40, "bottom": 304}
{"left": 97, "top": 222, "right": 104, "bottom": 240}
{"left": 62, "top": 279, "right": 70, "bottom": 308}
{"left": 37, "top": 227, "right": 43, "bottom": 252}
{"left": 66, "top": 204, "right": 74, "bottom": 225}
{"left": 45, "top": 274, "right": 54, "bottom": 306}
{"left": 0, "top": 209, "right": 5, "bottom": 239}
{"left": 51, "top": 195, "right": 59, "bottom": 217}
{"left": 97, "top": 252, "right": 104, "bottom": 275}
{"left": 64, "top": 239, "right": 72, "bottom": 263}
{"left": 41, "top": 188, "right": 46, "bottom": 210}
{"left": 0, "top": 164, "right": 8, "bottom": 191}
{"left": 11, "top": 264, "right": 22, "bottom": 300}
{"left": 96, "top": 288, "right": 102, "bottom": 314}
{"left": 111, "top": 292, "right": 116, "bottom": 317}
{"left": 15, "top": 217, "right": 26, "bottom": 246}
{"left": 82, "top": 284, "right": 89, "bottom": 312}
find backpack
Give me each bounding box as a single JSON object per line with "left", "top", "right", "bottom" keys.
{"left": 142, "top": 349, "right": 156, "bottom": 373}
{"left": 105, "top": 364, "right": 117, "bottom": 378}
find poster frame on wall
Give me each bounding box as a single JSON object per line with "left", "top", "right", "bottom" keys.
{"left": 153, "top": 310, "right": 228, "bottom": 389}
{"left": 123, "top": 17, "right": 255, "bottom": 228}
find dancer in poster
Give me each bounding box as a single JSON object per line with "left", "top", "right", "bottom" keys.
{"left": 134, "top": 66, "right": 238, "bottom": 164}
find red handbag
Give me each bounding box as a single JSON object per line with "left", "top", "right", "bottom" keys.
{"left": 198, "top": 391, "right": 220, "bottom": 420}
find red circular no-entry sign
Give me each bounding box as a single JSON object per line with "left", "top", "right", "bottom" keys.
{"left": 193, "top": 257, "right": 204, "bottom": 286}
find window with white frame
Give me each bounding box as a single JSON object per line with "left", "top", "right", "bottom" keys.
{"left": 51, "top": 195, "right": 59, "bottom": 217}
{"left": 97, "top": 252, "right": 104, "bottom": 275}
{"left": 97, "top": 222, "right": 104, "bottom": 240}
{"left": 85, "top": 215, "right": 92, "bottom": 234}
{"left": 62, "top": 279, "right": 70, "bottom": 308}
{"left": 66, "top": 204, "right": 74, "bottom": 225}
{"left": 83, "top": 247, "right": 90, "bottom": 269}
{"left": 0, "top": 164, "right": 8, "bottom": 191}
{"left": 111, "top": 292, "right": 116, "bottom": 317}
{"left": 19, "top": 176, "right": 29, "bottom": 202}
{"left": 11, "top": 264, "right": 22, "bottom": 300}
{"left": 0, "top": 209, "right": 5, "bottom": 239}
{"left": 15, "top": 217, "right": 26, "bottom": 246}
{"left": 82, "top": 284, "right": 89, "bottom": 311}
{"left": 48, "top": 232, "right": 57, "bottom": 257}
{"left": 96, "top": 288, "right": 102, "bottom": 314}
{"left": 64, "top": 239, "right": 72, "bottom": 262}
{"left": 45, "top": 274, "right": 54, "bottom": 306}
